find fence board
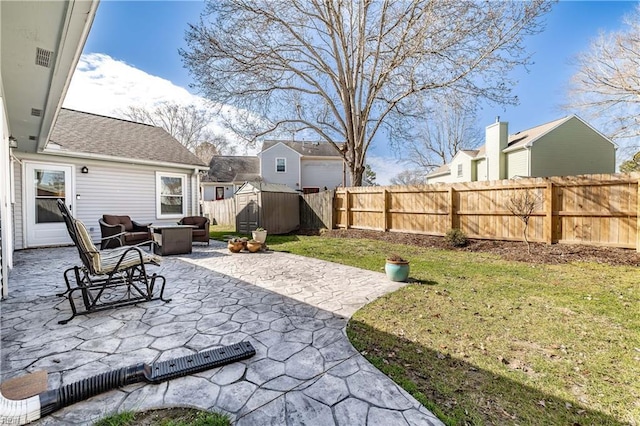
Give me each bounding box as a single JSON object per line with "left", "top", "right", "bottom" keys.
{"left": 334, "top": 173, "right": 640, "bottom": 250}
{"left": 300, "top": 190, "right": 335, "bottom": 229}
{"left": 201, "top": 198, "right": 236, "bottom": 227}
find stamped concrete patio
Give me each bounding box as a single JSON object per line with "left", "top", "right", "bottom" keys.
{"left": 1, "top": 242, "right": 443, "bottom": 425}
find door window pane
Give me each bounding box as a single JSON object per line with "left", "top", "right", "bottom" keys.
{"left": 34, "top": 169, "right": 65, "bottom": 223}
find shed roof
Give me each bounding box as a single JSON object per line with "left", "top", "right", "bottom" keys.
{"left": 261, "top": 140, "right": 342, "bottom": 157}
{"left": 203, "top": 156, "right": 260, "bottom": 183}
{"left": 48, "top": 108, "right": 207, "bottom": 167}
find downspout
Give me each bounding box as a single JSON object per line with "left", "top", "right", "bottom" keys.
{"left": 192, "top": 168, "right": 201, "bottom": 216}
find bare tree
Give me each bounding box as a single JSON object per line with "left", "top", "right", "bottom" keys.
{"left": 507, "top": 188, "right": 541, "bottom": 254}
{"left": 400, "top": 97, "right": 483, "bottom": 172}
{"left": 181, "top": 0, "right": 551, "bottom": 185}
{"left": 121, "top": 102, "right": 216, "bottom": 152}
{"left": 390, "top": 170, "right": 425, "bottom": 186}
{"left": 194, "top": 135, "right": 238, "bottom": 163}
{"left": 564, "top": 4, "right": 640, "bottom": 157}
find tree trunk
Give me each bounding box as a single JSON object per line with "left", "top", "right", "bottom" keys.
{"left": 351, "top": 166, "right": 364, "bottom": 187}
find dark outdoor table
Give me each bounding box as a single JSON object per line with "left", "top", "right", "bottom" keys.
{"left": 151, "top": 225, "right": 195, "bottom": 255}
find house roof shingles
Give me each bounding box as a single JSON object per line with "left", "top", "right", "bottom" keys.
{"left": 262, "top": 140, "right": 342, "bottom": 157}
{"left": 49, "top": 108, "right": 207, "bottom": 167}
{"left": 203, "top": 156, "right": 260, "bottom": 183}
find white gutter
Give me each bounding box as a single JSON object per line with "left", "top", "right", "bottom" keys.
{"left": 31, "top": 150, "right": 209, "bottom": 172}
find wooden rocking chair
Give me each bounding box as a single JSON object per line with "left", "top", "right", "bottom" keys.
{"left": 56, "top": 199, "right": 170, "bottom": 324}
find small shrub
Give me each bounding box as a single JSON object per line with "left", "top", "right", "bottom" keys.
{"left": 386, "top": 253, "right": 408, "bottom": 262}
{"left": 445, "top": 228, "right": 468, "bottom": 247}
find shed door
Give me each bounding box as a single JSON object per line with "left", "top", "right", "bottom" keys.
{"left": 236, "top": 193, "right": 259, "bottom": 234}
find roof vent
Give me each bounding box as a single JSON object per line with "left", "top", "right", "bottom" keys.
{"left": 35, "top": 48, "right": 53, "bottom": 68}
{"left": 29, "top": 135, "right": 37, "bottom": 141}
{"left": 31, "top": 108, "right": 42, "bottom": 117}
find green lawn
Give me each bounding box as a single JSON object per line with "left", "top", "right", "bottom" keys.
{"left": 211, "top": 227, "right": 639, "bottom": 425}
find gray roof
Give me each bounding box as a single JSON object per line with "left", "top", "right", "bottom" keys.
{"left": 262, "top": 140, "right": 342, "bottom": 157}
{"left": 203, "top": 156, "right": 260, "bottom": 183}
{"left": 237, "top": 181, "right": 299, "bottom": 194}
{"left": 49, "top": 108, "right": 207, "bottom": 167}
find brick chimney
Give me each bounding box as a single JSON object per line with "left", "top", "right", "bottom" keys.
{"left": 485, "top": 117, "right": 508, "bottom": 181}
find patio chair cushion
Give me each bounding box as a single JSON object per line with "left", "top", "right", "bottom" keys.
{"left": 180, "top": 216, "right": 208, "bottom": 227}
{"left": 123, "top": 231, "right": 152, "bottom": 244}
{"left": 178, "top": 216, "right": 210, "bottom": 245}
{"left": 76, "top": 219, "right": 160, "bottom": 274}
{"left": 103, "top": 214, "right": 134, "bottom": 231}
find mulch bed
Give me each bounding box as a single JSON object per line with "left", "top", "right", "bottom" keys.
{"left": 320, "top": 229, "right": 640, "bottom": 267}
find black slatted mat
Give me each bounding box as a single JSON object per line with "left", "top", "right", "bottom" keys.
{"left": 146, "top": 341, "right": 256, "bottom": 383}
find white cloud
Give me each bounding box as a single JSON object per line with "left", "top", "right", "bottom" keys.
{"left": 367, "top": 156, "right": 414, "bottom": 186}
{"left": 64, "top": 53, "right": 198, "bottom": 115}
{"left": 63, "top": 54, "right": 409, "bottom": 172}
{"left": 63, "top": 53, "right": 256, "bottom": 154}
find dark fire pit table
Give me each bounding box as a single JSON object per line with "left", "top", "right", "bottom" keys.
{"left": 151, "top": 225, "right": 195, "bottom": 255}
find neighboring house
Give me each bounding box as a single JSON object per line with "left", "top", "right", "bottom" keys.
{"left": 12, "top": 108, "right": 208, "bottom": 250}
{"left": 426, "top": 115, "right": 616, "bottom": 184}
{"left": 203, "top": 141, "right": 349, "bottom": 199}
{"left": 201, "top": 156, "right": 260, "bottom": 201}
{"left": 258, "top": 140, "right": 349, "bottom": 193}
{"left": 0, "top": 1, "right": 99, "bottom": 296}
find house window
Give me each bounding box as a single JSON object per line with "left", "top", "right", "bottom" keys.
{"left": 215, "top": 187, "right": 224, "bottom": 200}
{"left": 457, "top": 164, "right": 463, "bottom": 178}
{"left": 276, "top": 158, "right": 286, "bottom": 173}
{"left": 156, "top": 172, "right": 186, "bottom": 218}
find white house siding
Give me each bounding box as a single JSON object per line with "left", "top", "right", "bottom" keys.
{"left": 12, "top": 158, "right": 23, "bottom": 251}
{"left": 530, "top": 118, "right": 615, "bottom": 178}
{"left": 1, "top": 103, "right": 11, "bottom": 296}
{"left": 300, "top": 159, "right": 346, "bottom": 190}
{"left": 506, "top": 149, "right": 529, "bottom": 178}
{"left": 474, "top": 158, "right": 488, "bottom": 181}
{"left": 202, "top": 183, "right": 236, "bottom": 201}
{"left": 259, "top": 144, "right": 301, "bottom": 190}
{"left": 446, "top": 153, "right": 474, "bottom": 183}
{"left": 425, "top": 174, "right": 449, "bottom": 184}
{"left": 13, "top": 153, "right": 198, "bottom": 248}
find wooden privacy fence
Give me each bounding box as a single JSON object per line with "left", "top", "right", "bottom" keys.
{"left": 300, "top": 190, "right": 335, "bottom": 230}
{"left": 201, "top": 198, "right": 236, "bottom": 227}
{"left": 335, "top": 173, "right": 640, "bottom": 250}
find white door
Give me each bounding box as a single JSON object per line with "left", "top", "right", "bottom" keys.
{"left": 25, "top": 163, "right": 74, "bottom": 247}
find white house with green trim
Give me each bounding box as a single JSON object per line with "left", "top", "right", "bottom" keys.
{"left": 426, "top": 115, "right": 616, "bottom": 184}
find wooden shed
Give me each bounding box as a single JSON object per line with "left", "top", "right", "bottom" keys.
{"left": 235, "top": 182, "right": 300, "bottom": 234}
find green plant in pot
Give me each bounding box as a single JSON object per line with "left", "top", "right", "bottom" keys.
{"left": 228, "top": 237, "right": 246, "bottom": 253}
{"left": 385, "top": 254, "right": 410, "bottom": 282}
{"left": 252, "top": 227, "right": 267, "bottom": 244}
{"left": 246, "top": 239, "right": 262, "bottom": 252}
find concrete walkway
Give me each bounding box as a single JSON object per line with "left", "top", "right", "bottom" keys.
{"left": 1, "top": 242, "right": 443, "bottom": 425}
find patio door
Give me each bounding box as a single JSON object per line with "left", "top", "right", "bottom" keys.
{"left": 25, "top": 163, "right": 74, "bottom": 247}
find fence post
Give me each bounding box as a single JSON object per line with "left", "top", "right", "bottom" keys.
{"left": 545, "top": 182, "right": 554, "bottom": 244}
{"left": 448, "top": 187, "right": 457, "bottom": 229}
{"left": 345, "top": 189, "right": 350, "bottom": 229}
{"left": 383, "top": 189, "right": 389, "bottom": 231}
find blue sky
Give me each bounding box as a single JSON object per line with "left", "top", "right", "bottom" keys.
{"left": 65, "top": 0, "right": 638, "bottom": 183}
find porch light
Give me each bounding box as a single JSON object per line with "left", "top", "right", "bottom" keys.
{"left": 81, "top": 166, "right": 89, "bottom": 174}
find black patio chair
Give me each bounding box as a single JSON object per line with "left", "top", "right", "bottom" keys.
{"left": 56, "top": 199, "right": 170, "bottom": 324}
